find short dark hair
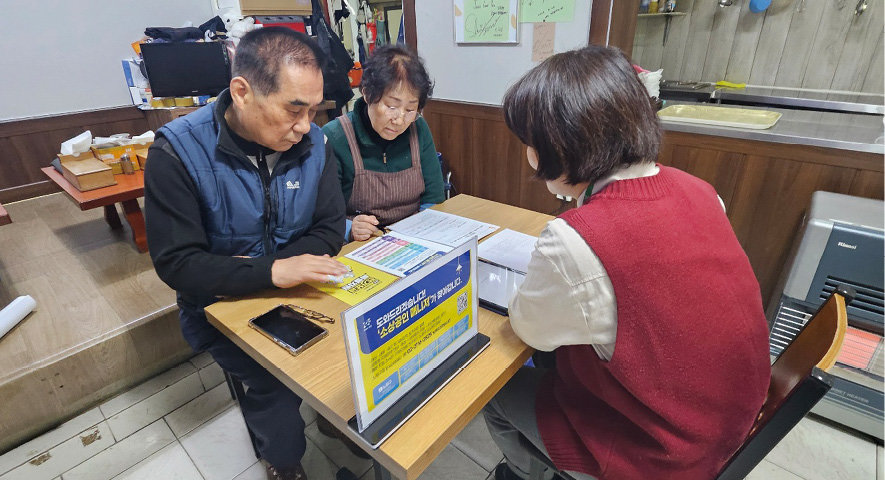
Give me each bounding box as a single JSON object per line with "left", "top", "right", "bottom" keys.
{"left": 232, "top": 27, "right": 326, "bottom": 95}
{"left": 503, "top": 45, "right": 661, "bottom": 185}
{"left": 361, "top": 45, "right": 434, "bottom": 109}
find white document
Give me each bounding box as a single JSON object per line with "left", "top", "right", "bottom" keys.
{"left": 477, "top": 229, "right": 537, "bottom": 274}
{"left": 345, "top": 231, "right": 453, "bottom": 277}
{"left": 388, "top": 209, "right": 499, "bottom": 247}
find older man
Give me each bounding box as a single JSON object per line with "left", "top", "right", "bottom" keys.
{"left": 145, "top": 28, "right": 349, "bottom": 480}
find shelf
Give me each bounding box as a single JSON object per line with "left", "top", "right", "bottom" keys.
{"left": 637, "top": 12, "right": 687, "bottom": 17}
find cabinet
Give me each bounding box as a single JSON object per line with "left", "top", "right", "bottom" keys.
{"left": 658, "top": 131, "right": 883, "bottom": 306}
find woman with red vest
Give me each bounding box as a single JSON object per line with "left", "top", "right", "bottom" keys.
{"left": 483, "top": 46, "right": 771, "bottom": 480}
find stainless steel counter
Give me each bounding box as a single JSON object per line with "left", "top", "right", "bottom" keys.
{"left": 660, "top": 101, "right": 885, "bottom": 155}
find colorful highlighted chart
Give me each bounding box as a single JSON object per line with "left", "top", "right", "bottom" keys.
{"left": 345, "top": 231, "right": 452, "bottom": 277}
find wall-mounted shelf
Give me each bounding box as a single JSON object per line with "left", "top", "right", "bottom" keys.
{"left": 638, "top": 12, "right": 687, "bottom": 17}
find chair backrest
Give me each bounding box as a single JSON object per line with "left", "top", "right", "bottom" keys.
{"left": 715, "top": 286, "right": 853, "bottom": 480}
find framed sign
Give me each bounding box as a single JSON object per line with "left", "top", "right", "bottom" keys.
{"left": 341, "top": 239, "right": 486, "bottom": 441}
{"left": 454, "top": 0, "right": 519, "bottom": 44}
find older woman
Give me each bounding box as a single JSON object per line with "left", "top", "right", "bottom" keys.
{"left": 483, "top": 46, "right": 771, "bottom": 480}
{"left": 323, "top": 44, "right": 444, "bottom": 241}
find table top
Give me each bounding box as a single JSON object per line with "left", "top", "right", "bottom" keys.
{"left": 204, "top": 195, "right": 553, "bottom": 480}
{"left": 41, "top": 167, "right": 144, "bottom": 210}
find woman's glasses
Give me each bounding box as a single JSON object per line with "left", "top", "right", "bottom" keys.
{"left": 284, "top": 304, "right": 336, "bottom": 324}
{"left": 382, "top": 104, "right": 419, "bottom": 122}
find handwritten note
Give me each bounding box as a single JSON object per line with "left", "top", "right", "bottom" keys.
{"left": 532, "top": 21, "right": 555, "bottom": 61}
{"left": 519, "top": 0, "right": 575, "bottom": 23}
{"left": 464, "top": 0, "right": 512, "bottom": 42}
{"left": 455, "top": 0, "right": 519, "bottom": 43}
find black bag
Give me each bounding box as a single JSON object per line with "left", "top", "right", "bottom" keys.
{"left": 310, "top": 0, "right": 355, "bottom": 110}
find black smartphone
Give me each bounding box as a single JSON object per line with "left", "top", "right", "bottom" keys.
{"left": 248, "top": 305, "right": 328, "bottom": 356}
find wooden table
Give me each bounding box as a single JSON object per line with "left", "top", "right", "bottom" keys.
{"left": 204, "top": 195, "right": 552, "bottom": 480}
{"left": 40, "top": 167, "right": 147, "bottom": 252}
{"left": 0, "top": 202, "right": 10, "bottom": 226}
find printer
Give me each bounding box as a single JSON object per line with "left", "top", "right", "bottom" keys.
{"left": 768, "top": 191, "right": 884, "bottom": 440}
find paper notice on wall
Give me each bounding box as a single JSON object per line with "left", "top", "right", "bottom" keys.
{"left": 520, "top": 0, "right": 575, "bottom": 22}
{"left": 532, "top": 22, "right": 555, "bottom": 62}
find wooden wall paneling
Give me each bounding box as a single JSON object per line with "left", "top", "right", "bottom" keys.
{"left": 862, "top": 33, "right": 885, "bottom": 93}
{"left": 664, "top": 144, "right": 746, "bottom": 209}
{"left": 0, "top": 107, "right": 145, "bottom": 138}
{"left": 422, "top": 100, "right": 563, "bottom": 215}
{"left": 517, "top": 152, "right": 563, "bottom": 216}
{"left": 828, "top": 0, "right": 880, "bottom": 92}
{"left": 631, "top": 17, "right": 648, "bottom": 64}
{"left": 0, "top": 137, "right": 25, "bottom": 190}
{"left": 700, "top": 3, "right": 743, "bottom": 83}
{"left": 589, "top": 0, "right": 640, "bottom": 55}
{"left": 0, "top": 107, "right": 148, "bottom": 203}
{"left": 661, "top": 131, "right": 883, "bottom": 172}
{"left": 848, "top": 169, "right": 885, "bottom": 200}
{"left": 422, "top": 104, "right": 476, "bottom": 203}
{"left": 800, "top": 1, "right": 855, "bottom": 90}
{"left": 680, "top": 1, "right": 719, "bottom": 82}
{"left": 772, "top": 1, "right": 827, "bottom": 87}
{"left": 642, "top": 15, "right": 668, "bottom": 69}
{"left": 747, "top": 3, "right": 797, "bottom": 86}
{"left": 660, "top": 0, "right": 694, "bottom": 79}
{"left": 469, "top": 117, "right": 524, "bottom": 206}
{"left": 722, "top": 4, "right": 766, "bottom": 84}
{"left": 727, "top": 155, "right": 858, "bottom": 305}
{"left": 402, "top": 0, "right": 417, "bottom": 51}
{"left": 631, "top": 0, "right": 882, "bottom": 91}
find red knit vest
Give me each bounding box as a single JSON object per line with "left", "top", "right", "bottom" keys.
{"left": 537, "top": 166, "right": 770, "bottom": 479}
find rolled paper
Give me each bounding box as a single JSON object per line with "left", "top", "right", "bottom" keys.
{"left": 0, "top": 295, "right": 36, "bottom": 339}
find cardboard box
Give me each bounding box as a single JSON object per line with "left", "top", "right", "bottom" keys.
{"left": 240, "top": 0, "right": 311, "bottom": 16}
{"left": 134, "top": 148, "right": 150, "bottom": 170}
{"left": 91, "top": 144, "right": 142, "bottom": 171}
{"left": 60, "top": 157, "right": 116, "bottom": 191}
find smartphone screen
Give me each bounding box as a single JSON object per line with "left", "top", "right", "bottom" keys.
{"left": 249, "top": 305, "right": 327, "bottom": 356}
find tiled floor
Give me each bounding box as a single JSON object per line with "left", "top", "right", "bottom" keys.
{"left": 1, "top": 354, "right": 881, "bottom": 480}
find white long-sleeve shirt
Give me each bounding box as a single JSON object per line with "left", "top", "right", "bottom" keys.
{"left": 508, "top": 163, "right": 660, "bottom": 361}
{"left": 508, "top": 162, "right": 726, "bottom": 361}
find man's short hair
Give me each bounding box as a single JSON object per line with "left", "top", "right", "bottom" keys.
{"left": 503, "top": 45, "right": 661, "bottom": 186}
{"left": 232, "top": 27, "right": 326, "bottom": 96}
{"left": 360, "top": 44, "right": 434, "bottom": 110}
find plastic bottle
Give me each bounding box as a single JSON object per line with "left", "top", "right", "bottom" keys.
{"left": 649, "top": 0, "right": 659, "bottom": 13}
{"left": 640, "top": 0, "right": 650, "bottom": 13}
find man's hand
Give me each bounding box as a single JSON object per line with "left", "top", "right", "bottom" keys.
{"left": 271, "top": 254, "right": 350, "bottom": 288}
{"left": 351, "top": 214, "right": 380, "bottom": 241}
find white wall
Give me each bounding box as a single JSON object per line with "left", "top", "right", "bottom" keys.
{"left": 0, "top": 0, "right": 215, "bottom": 121}
{"left": 416, "top": 1, "right": 592, "bottom": 106}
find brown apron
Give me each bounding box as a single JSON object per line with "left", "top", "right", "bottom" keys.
{"left": 338, "top": 114, "right": 424, "bottom": 226}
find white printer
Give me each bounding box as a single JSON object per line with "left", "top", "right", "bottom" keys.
{"left": 768, "top": 191, "right": 883, "bottom": 440}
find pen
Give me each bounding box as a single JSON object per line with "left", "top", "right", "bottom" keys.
{"left": 478, "top": 258, "right": 527, "bottom": 276}
{"left": 356, "top": 210, "right": 390, "bottom": 236}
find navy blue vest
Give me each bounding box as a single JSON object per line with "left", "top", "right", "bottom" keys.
{"left": 159, "top": 103, "right": 326, "bottom": 258}
{"left": 159, "top": 102, "right": 327, "bottom": 349}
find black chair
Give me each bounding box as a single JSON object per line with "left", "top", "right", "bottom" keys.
{"left": 520, "top": 287, "right": 853, "bottom": 480}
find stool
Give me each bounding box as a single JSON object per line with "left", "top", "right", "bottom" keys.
{"left": 224, "top": 371, "right": 261, "bottom": 459}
